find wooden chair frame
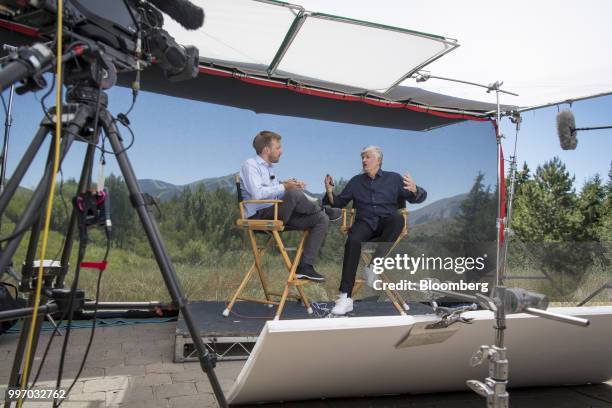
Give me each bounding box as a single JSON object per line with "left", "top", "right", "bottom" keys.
{"left": 223, "top": 175, "right": 314, "bottom": 320}
{"left": 340, "top": 207, "right": 410, "bottom": 315}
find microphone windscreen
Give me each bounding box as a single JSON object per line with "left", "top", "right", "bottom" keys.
{"left": 556, "top": 109, "right": 578, "bottom": 150}
{"left": 148, "top": 0, "right": 205, "bottom": 30}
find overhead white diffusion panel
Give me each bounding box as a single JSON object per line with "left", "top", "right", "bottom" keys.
{"left": 167, "top": 0, "right": 300, "bottom": 67}
{"left": 228, "top": 307, "right": 612, "bottom": 404}
{"left": 276, "top": 14, "right": 455, "bottom": 92}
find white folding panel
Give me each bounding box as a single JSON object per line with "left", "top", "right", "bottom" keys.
{"left": 228, "top": 306, "right": 612, "bottom": 404}
{"left": 168, "top": 0, "right": 300, "bottom": 67}
{"left": 275, "top": 14, "right": 454, "bottom": 91}
{"left": 166, "top": 1, "right": 456, "bottom": 93}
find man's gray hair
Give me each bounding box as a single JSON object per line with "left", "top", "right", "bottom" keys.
{"left": 361, "top": 145, "right": 383, "bottom": 164}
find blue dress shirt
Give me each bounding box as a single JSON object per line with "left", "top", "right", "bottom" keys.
{"left": 240, "top": 156, "right": 285, "bottom": 218}
{"left": 323, "top": 169, "right": 427, "bottom": 230}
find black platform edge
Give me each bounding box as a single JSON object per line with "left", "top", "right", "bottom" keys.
{"left": 174, "top": 300, "right": 434, "bottom": 362}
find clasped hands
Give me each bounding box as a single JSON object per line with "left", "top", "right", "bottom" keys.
{"left": 282, "top": 177, "right": 306, "bottom": 190}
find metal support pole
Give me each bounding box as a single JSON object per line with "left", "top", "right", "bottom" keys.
{"left": 498, "top": 114, "right": 521, "bottom": 285}
{"left": 0, "top": 84, "right": 15, "bottom": 197}
{"left": 494, "top": 88, "right": 504, "bottom": 288}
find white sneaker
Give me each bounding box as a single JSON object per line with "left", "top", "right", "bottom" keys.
{"left": 362, "top": 264, "right": 376, "bottom": 288}
{"left": 331, "top": 293, "right": 353, "bottom": 315}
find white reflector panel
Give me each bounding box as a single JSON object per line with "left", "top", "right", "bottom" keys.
{"left": 228, "top": 307, "right": 612, "bottom": 404}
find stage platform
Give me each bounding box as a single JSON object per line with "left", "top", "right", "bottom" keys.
{"left": 175, "top": 300, "right": 434, "bottom": 362}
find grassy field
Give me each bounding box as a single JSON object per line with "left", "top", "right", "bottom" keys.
{"left": 2, "top": 219, "right": 610, "bottom": 305}
{"left": 5, "top": 244, "right": 610, "bottom": 306}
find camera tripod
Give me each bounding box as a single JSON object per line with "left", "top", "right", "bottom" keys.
{"left": 0, "top": 76, "right": 228, "bottom": 407}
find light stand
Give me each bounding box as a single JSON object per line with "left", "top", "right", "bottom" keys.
{"left": 498, "top": 113, "right": 521, "bottom": 279}
{"left": 411, "top": 71, "right": 592, "bottom": 408}
{"left": 411, "top": 72, "right": 515, "bottom": 287}
{"left": 428, "top": 287, "right": 589, "bottom": 408}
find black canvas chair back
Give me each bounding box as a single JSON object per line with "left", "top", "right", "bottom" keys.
{"left": 235, "top": 173, "right": 243, "bottom": 204}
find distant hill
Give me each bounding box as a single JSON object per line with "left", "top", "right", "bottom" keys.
{"left": 137, "top": 176, "right": 468, "bottom": 229}
{"left": 138, "top": 174, "right": 236, "bottom": 202}
{"left": 409, "top": 193, "right": 466, "bottom": 226}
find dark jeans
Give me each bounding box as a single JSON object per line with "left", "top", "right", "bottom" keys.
{"left": 339, "top": 212, "right": 404, "bottom": 296}
{"left": 252, "top": 189, "right": 329, "bottom": 266}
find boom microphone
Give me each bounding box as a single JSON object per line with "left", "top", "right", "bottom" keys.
{"left": 556, "top": 108, "right": 612, "bottom": 150}
{"left": 147, "top": 0, "right": 205, "bottom": 30}
{"left": 556, "top": 109, "right": 577, "bottom": 150}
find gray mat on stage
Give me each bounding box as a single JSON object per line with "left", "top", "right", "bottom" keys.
{"left": 176, "top": 300, "right": 434, "bottom": 337}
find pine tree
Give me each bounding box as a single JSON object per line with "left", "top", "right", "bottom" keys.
{"left": 453, "top": 172, "right": 497, "bottom": 242}
{"left": 510, "top": 157, "right": 600, "bottom": 288}
{"left": 597, "top": 161, "right": 612, "bottom": 241}
{"left": 578, "top": 174, "right": 605, "bottom": 241}
{"left": 513, "top": 162, "right": 531, "bottom": 196}
{"left": 105, "top": 174, "right": 139, "bottom": 249}
{"left": 512, "top": 157, "right": 582, "bottom": 242}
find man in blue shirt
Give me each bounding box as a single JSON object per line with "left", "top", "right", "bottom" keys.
{"left": 323, "top": 145, "right": 427, "bottom": 315}
{"left": 240, "top": 131, "right": 341, "bottom": 282}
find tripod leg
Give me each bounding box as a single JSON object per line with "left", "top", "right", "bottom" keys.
{"left": 57, "top": 142, "right": 96, "bottom": 288}
{"left": 0, "top": 125, "right": 48, "bottom": 215}
{"left": 0, "top": 135, "right": 69, "bottom": 274}
{"left": 0, "top": 105, "right": 89, "bottom": 274}
{"left": 20, "top": 215, "right": 43, "bottom": 291}
{"left": 46, "top": 313, "right": 64, "bottom": 336}
{"left": 4, "top": 294, "right": 47, "bottom": 408}
{"left": 5, "top": 306, "right": 33, "bottom": 408}
{"left": 100, "top": 110, "right": 228, "bottom": 408}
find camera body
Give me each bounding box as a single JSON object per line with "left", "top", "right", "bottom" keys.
{"left": 0, "top": 0, "right": 199, "bottom": 81}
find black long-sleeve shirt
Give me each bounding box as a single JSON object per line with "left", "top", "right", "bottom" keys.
{"left": 323, "top": 169, "right": 427, "bottom": 230}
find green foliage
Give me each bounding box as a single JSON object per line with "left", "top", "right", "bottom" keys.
{"left": 597, "top": 161, "right": 612, "bottom": 242}
{"left": 509, "top": 157, "right": 610, "bottom": 289}
{"left": 578, "top": 174, "right": 606, "bottom": 241}
{"left": 512, "top": 157, "right": 582, "bottom": 242}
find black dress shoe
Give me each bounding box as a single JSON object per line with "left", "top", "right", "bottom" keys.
{"left": 295, "top": 264, "right": 326, "bottom": 282}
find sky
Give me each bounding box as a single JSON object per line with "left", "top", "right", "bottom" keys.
{"left": 499, "top": 96, "right": 612, "bottom": 189}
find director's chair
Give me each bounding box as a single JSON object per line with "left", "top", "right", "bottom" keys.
{"left": 222, "top": 174, "right": 314, "bottom": 320}
{"left": 340, "top": 200, "right": 410, "bottom": 315}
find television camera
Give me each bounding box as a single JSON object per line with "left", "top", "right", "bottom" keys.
{"left": 0, "top": 0, "right": 203, "bottom": 94}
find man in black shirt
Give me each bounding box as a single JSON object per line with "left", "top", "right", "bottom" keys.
{"left": 323, "top": 146, "right": 427, "bottom": 315}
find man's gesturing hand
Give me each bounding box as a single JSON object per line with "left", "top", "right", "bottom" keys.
{"left": 403, "top": 172, "right": 417, "bottom": 193}
{"left": 324, "top": 174, "right": 334, "bottom": 193}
